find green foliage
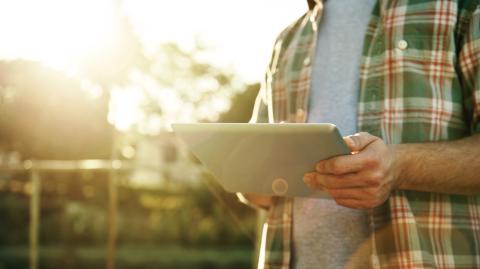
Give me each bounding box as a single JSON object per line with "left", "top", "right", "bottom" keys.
{"left": 0, "top": 170, "right": 257, "bottom": 246}
{"left": 0, "top": 60, "right": 113, "bottom": 159}
{"left": 218, "top": 83, "right": 260, "bottom": 123}
{"left": 110, "top": 41, "right": 244, "bottom": 134}
{"left": 115, "top": 175, "right": 256, "bottom": 246}
{"left": 0, "top": 245, "right": 252, "bottom": 269}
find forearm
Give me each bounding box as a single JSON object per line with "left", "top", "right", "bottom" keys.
{"left": 393, "top": 134, "right": 480, "bottom": 195}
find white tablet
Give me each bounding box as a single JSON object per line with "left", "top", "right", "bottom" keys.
{"left": 172, "top": 123, "right": 350, "bottom": 198}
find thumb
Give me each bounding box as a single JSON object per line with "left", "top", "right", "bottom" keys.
{"left": 343, "top": 132, "right": 379, "bottom": 152}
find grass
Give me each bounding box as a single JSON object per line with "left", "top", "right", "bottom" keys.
{"left": 0, "top": 244, "right": 253, "bottom": 269}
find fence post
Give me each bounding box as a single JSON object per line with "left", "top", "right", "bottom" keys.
{"left": 106, "top": 161, "right": 119, "bottom": 269}
{"left": 29, "top": 168, "right": 40, "bottom": 269}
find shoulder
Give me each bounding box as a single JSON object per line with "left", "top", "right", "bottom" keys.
{"left": 273, "top": 12, "right": 309, "bottom": 48}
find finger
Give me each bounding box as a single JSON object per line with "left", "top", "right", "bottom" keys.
{"left": 303, "top": 172, "right": 324, "bottom": 191}
{"left": 335, "top": 199, "right": 371, "bottom": 210}
{"left": 303, "top": 172, "right": 315, "bottom": 184}
{"left": 314, "top": 173, "right": 372, "bottom": 189}
{"left": 343, "top": 136, "right": 358, "bottom": 153}
{"left": 344, "top": 132, "right": 379, "bottom": 152}
{"left": 316, "top": 152, "right": 371, "bottom": 175}
{"left": 328, "top": 187, "right": 377, "bottom": 200}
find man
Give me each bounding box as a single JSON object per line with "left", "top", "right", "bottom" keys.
{"left": 240, "top": 0, "right": 480, "bottom": 268}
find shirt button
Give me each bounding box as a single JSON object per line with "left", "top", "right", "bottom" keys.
{"left": 303, "top": 56, "right": 311, "bottom": 66}
{"left": 296, "top": 108, "right": 306, "bottom": 122}
{"left": 296, "top": 108, "right": 305, "bottom": 117}
{"left": 371, "top": 255, "right": 380, "bottom": 268}
{"left": 397, "top": 40, "right": 408, "bottom": 50}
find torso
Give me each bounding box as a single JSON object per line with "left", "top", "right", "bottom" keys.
{"left": 292, "top": 0, "right": 376, "bottom": 268}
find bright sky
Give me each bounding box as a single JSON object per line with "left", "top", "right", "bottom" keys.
{"left": 0, "top": 0, "right": 306, "bottom": 82}
{"left": 0, "top": 0, "right": 118, "bottom": 76}
{"left": 0, "top": 0, "right": 307, "bottom": 133}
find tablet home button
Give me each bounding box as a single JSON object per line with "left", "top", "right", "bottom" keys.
{"left": 272, "top": 178, "right": 288, "bottom": 195}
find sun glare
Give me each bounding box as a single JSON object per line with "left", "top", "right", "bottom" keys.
{"left": 122, "top": 0, "right": 305, "bottom": 82}
{"left": 108, "top": 84, "right": 144, "bottom": 133}
{"left": 0, "top": 0, "right": 116, "bottom": 74}
{"left": 0, "top": 0, "right": 305, "bottom": 132}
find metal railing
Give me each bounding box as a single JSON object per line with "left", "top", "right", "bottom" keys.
{"left": 0, "top": 158, "right": 261, "bottom": 269}
{"left": 0, "top": 159, "right": 133, "bottom": 269}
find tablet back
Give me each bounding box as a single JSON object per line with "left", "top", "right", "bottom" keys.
{"left": 172, "top": 123, "right": 350, "bottom": 198}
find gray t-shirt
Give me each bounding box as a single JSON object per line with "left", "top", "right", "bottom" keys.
{"left": 292, "top": 1, "right": 376, "bottom": 268}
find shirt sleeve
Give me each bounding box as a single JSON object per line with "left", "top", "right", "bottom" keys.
{"left": 236, "top": 39, "right": 280, "bottom": 209}
{"left": 459, "top": 3, "right": 480, "bottom": 134}
{"left": 249, "top": 79, "right": 270, "bottom": 124}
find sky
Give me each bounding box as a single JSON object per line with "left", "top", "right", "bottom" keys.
{"left": 0, "top": 0, "right": 306, "bottom": 83}
{"left": 0, "top": 0, "right": 307, "bottom": 133}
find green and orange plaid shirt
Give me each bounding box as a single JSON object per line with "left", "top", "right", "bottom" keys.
{"left": 249, "top": 0, "right": 480, "bottom": 268}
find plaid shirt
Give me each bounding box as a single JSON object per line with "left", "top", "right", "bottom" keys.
{"left": 249, "top": 1, "right": 480, "bottom": 268}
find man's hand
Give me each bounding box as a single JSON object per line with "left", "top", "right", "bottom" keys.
{"left": 304, "top": 132, "right": 400, "bottom": 210}
{"left": 237, "top": 193, "right": 273, "bottom": 210}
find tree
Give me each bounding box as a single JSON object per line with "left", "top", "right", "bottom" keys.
{"left": 0, "top": 60, "right": 112, "bottom": 159}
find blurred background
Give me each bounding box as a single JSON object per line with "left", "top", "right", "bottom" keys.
{"left": 0, "top": 0, "right": 305, "bottom": 268}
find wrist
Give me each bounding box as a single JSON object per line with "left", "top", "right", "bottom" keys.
{"left": 389, "top": 143, "right": 409, "bottom": 190}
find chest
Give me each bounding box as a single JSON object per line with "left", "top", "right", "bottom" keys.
{"left": 269, "top": 0, "right": 468, "bottom": 142}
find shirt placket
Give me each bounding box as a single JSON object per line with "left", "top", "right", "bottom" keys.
{"left": 294, "top": 1, "right": 324, "bottom": 124}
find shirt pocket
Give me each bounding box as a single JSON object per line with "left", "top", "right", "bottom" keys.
{"left": 363, "top": 1, "right": 469, "bottom": 141}
{"left": 381, "top": 0, "right": 458, "bottom": 73}
{"left": 385, "top": 34, "right": 468, "bottom": 141}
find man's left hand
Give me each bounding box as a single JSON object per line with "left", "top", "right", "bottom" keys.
{"left": 304, "top": 132, "right": 400, "bottom": 210}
